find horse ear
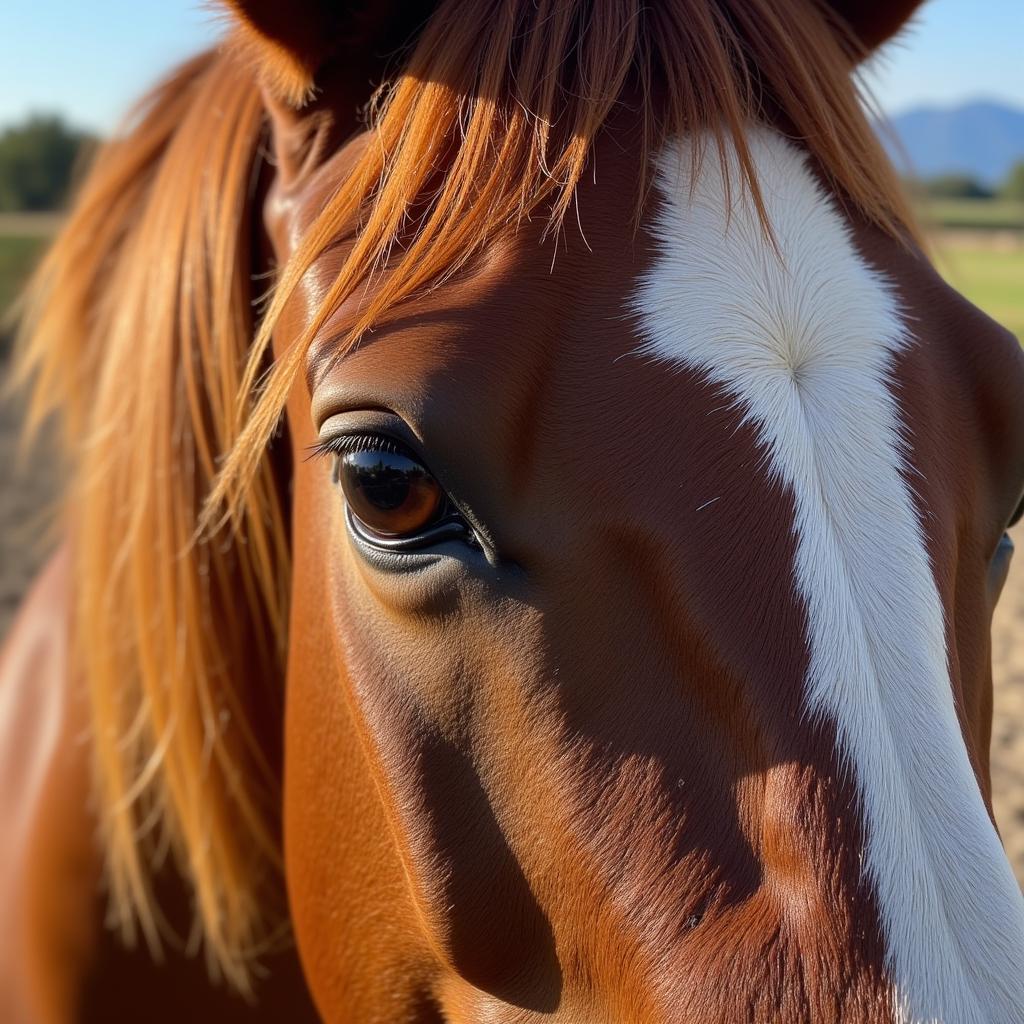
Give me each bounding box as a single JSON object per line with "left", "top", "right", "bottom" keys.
{"left": 823, "top": 0, "right": 927, "bottom": 56}
{"left": 222, "top": 1, "right": 436, "bottom": 107}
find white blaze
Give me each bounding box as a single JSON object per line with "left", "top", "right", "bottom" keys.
{"left": 631, "top": 127, "right": 1024, "bottom": 1023}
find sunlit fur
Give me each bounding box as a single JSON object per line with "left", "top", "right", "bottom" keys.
{"left": 14, "top": 54, "right": 289, "bottom": 990}
{"left": 15, "top": 0, "right": 919, "bottom": 987}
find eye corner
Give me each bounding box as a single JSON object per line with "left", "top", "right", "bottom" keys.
{"left": 1007, "top": 492, "right": 1024, "bottom": 531}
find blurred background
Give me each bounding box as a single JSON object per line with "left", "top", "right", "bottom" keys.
{"left": 1, "top": 1, "right": 1023, "bottom": 880}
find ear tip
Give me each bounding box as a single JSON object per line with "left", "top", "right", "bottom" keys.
{"left": 222, "top": 1, "right": 340, "bottom": 107}
{"left": 228, "top": 22, "right": 319, "bottom": 108}
{"left": 221, "top": 1, "right": 437, "bottom": 108}
{"left": 824, "top": 0, "right": 927, "bottom": 54}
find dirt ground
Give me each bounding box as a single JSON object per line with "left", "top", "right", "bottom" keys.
{"left": 0, "top": 349, "right": 59, "bottom": 638}
{"left": 1, "top": 347, "right": 1023, "bottom": 888}
{"left": 990, "top": 528, "right": 1024, "bottom": 883}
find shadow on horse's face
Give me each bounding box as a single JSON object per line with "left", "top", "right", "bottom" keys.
{"left": 261, "top": 113, "right": 1024, "bottom": 1020}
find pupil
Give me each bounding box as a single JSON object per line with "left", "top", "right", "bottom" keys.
{"left": 360, "top": 464, "right": 411, "bottom": 510}
{"left": 365, "top": 475, "right": 409, "bottom": 509}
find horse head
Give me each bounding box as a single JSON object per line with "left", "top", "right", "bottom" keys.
{"left": 17, "top": 1, "right": 1024, "bottom": 1021}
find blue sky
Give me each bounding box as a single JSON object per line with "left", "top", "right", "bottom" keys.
{"left": 1, "top": 0, "right": 1022, "bottom": 132}
{"left": 862, "top": 0, "right": 1024, "bottom": 113}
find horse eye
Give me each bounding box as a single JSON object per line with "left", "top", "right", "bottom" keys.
{"left": 339, "top": 448, "right": 443, "bottom": 538}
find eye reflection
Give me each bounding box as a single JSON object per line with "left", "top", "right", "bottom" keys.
{"left": 339, "top": 448, "right": 443, "bottom": 537}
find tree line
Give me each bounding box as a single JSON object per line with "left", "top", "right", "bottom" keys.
{"left": 913, "top": 166, "right": 1024, "bottom": 201}
{"left": 0, "top": 115, "right": 97, "bottom": 212}
{"left": 0, "top": 112, "right": 1022, "bottom": 212}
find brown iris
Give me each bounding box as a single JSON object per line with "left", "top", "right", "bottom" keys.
{"left": 340, "top": 448, "right": 443, "bottom": 537}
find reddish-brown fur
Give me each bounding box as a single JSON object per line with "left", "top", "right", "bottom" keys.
{"left": 6, "top": 1, "right": 1024, "bottom": 1021}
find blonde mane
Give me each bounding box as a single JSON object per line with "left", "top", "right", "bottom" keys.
{"left": 15, "top": 0, "right": 916, "bottom": 988}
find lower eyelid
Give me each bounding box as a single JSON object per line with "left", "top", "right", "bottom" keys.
{"left": 346, "top": 505, "right": 473, "bottom": 550}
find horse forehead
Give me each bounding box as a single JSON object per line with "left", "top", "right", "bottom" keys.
{"left": 303, "top": 206, "right": 648, "bottom": 434}
{"left": 296, "top": 119, "right": 652, "bottom": 391}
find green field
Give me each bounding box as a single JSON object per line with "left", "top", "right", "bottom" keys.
{"left": 912, "top": 201, "right": 1024, "bottom": 343}
{"left": 933, "top": 240, "right": 1024, "bottom": 342}
{"left": 923, "top": 199, "right": 1024, "bottom": 232}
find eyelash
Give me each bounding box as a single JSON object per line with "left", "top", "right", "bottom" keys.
{"left": 307, "top": 433, "right": 411, "bottom": 462}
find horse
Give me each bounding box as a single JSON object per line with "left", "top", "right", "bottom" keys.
{"left": 3, "top": 0, "right": 1024, "bottom": 1020}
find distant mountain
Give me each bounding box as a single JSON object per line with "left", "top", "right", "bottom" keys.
{"left": 878, "top": 100, "right": 1024, "bottom": 187}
